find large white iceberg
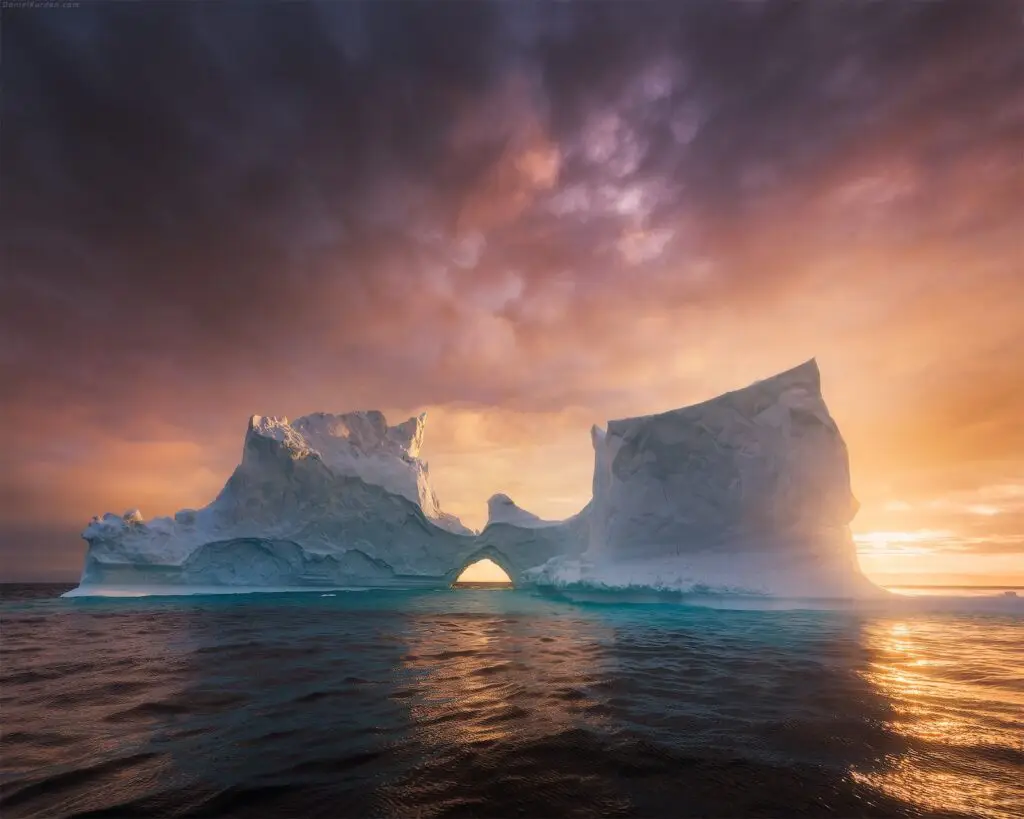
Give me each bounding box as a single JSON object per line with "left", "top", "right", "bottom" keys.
{"left": 67, "top": 360, "right": 880, "bottom": 598}
{"left": 528, "top": 359, "right": 876, "bottom": 598}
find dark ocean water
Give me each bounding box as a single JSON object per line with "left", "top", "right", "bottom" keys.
{"left": 1, "top": 584, "right": 1021, "bottom": 818}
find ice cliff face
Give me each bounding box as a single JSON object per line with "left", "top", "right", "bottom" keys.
{"left": 245, "top": 411, "right": 468, "bottom": 534}
{"left": 528, "top": 359, "right": 876, "bottom": 597}
{"left": 71, "top": 360, "right": 879, "bottom": 598}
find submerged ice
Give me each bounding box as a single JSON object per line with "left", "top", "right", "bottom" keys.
{"left": 69, "top": 359, "right": 881, "bottom": 598}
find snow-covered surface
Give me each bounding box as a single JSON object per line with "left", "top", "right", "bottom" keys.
{"left": 68, "top": 359, "right": 881, "bottom": 598}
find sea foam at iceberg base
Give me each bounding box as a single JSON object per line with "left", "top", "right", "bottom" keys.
{"left": 66, "top": 359, "right": 882, "bottom": 599}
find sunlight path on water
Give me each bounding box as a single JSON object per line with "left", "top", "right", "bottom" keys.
{"left": 851, "top": 617, "right": 1024, "bottom": 819}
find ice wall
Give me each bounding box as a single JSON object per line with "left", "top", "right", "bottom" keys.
{"left": 529, "top": 359, "right": 877, "bottom": 596}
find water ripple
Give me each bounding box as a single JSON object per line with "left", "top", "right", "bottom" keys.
{"left": 0, "top": 585, "right": 1020, "bottom": 818}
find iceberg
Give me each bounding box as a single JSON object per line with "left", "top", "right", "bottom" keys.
{"left": 67, "top": 359, "right": 880, "bottom": 598}
{"left": 529, "top": 360, "right": 878, "bottom": 598}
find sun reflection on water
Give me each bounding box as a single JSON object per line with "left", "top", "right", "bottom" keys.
{"left": 853, "top": 617, "right": 1024, "bottom": 819}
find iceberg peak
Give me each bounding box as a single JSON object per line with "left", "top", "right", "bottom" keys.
{"left": 247, "top": 410, "right": 427, "bottom": 461}
{"left": 239, "top": 409, "right": 463, "bottom": 532}
{"left": 486, "top": 494, "right": 557, "bottom": 529}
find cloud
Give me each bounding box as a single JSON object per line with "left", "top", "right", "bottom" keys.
{"left": 450, "top": 69, "right": 563, "bottom": 235}
{"left": 2, "top": 1, "right": 1023, "bottom": 577}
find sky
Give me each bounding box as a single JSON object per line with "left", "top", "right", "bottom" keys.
{"left": 2, "top": 1, "right": 1022, "bottom": 585}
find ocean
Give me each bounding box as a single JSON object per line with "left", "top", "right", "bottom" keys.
{"left": 1, "top": 584, "right": 1021, "bottom": 818}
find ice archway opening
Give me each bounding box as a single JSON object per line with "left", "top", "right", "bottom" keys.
{"left": 450, "top": 551, "right": 516, "bottom": 587}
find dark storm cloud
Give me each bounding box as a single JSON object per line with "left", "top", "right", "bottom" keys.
{"left": 2, "top": 1, "right": 1023, "bottom": 578}
{"left": 4, "top": 0, "right": 1022, "bottom": 409}
{"left": 3, "top": 3, "right": 494, "bottom": 399}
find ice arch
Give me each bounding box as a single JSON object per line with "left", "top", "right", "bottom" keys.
{"left": 454, "top": 559, "right": 512, "bottom": 584}
{"left": 448, "top": 547, "right": 518, "bottom": 586}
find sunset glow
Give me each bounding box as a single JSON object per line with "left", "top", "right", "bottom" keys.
{"left": 2, "top": 3, "right": 1021, "bottom": 586}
